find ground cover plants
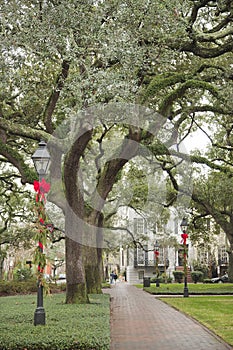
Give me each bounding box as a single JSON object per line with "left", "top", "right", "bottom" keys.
{"left": 161, "top": 296, "right": 233, "bottom": 347}
{"left": 0, "top": 293, "right": 110, "bottom": 350}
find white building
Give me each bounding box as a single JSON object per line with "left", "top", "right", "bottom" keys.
{"left": 116, "top": 207, "right": 228, "bottom": 284}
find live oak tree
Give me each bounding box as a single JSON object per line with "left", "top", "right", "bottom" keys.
{"left": 190, "top": 120, "right": 233, "bottom": 282}
{"left": 141, "top": 1, "right": 233, "bottom": 280}
{"left": 1, "top": 0, "right": 233, "bottom": 302}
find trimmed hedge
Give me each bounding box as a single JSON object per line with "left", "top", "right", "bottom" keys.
{"left": 0, "top": 280, "right": 66, "bottom": 296}
{"left": 191, "top": 271, "right": 204, "bottom": 284}
{"left": 150, "top": 277, "right": 172, "bottom": 284}
{"left": 173, "top": 271, "right": 184, "bottom": 283}
{"left": 0, "top": 293, "right": 110, "bottom": 350}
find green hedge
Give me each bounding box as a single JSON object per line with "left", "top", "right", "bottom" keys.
{"left": 191, "top": 271, "right": 204, "bottom": 283}
{"left": 0, "top": 280, "right": 66, "bottom": 296}
{"left": 173, "top": 271, "right": 184, "bottom": 283}
{"left": 0, "top": 280, "right": 38, "bottom": 295}
{"left": 0, "top": 293, "right": 110, "bottom": 350}
{"left": 150, "top": 276, "right": 172, "bottom": 284}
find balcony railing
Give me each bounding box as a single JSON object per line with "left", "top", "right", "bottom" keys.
{"left": 134, "top": 258, "right": 169, "bottom": 268}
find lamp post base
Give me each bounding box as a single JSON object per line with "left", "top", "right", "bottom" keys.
{"left": 183, "top": 287, "right": 189, "bottom": 297}
{"left": 34, "top": 307, "right": 46, "bottom": 326}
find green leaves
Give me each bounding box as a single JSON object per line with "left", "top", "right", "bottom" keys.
{"left": 0, "top": 293, "right": 110, "bottom": 350}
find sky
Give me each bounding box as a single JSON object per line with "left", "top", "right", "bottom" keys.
{"left": 183, "top": 129, "right": 211, "bottom": 154}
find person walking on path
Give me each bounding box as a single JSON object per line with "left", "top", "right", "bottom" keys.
{"left": 105, "top": 282, "right": 232, "bottom": 350}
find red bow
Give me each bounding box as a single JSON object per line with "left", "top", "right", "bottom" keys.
{"left": 181, "top": 233, "right": 188, "bottom": 245}
{"left": 34, "top": 179, "right": 50, "bottom": 194}
{"left": 154, "top": 250, "right": 160, "bottom": 257}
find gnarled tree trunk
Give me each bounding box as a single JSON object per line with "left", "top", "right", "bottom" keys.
{"left": 83, "top": 212, "right": 103, "bottom": 294}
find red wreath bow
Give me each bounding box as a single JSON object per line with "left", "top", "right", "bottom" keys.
{"left": 34, "top": 179, "right": 50, "bottom": 194}
{"left": 181, "top": 233, "right": 188, "bottom": 245}
{"left": 34, "top": 179, "right": 50, "bottom": 202}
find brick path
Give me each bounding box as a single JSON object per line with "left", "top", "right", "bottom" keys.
{"left": 105, "top": 282, "right": 232, "bottom": 350}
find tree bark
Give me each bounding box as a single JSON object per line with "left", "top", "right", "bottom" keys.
{"left": 63, "top": 127, "right": 93, "bottom": 303}
{"left": 65, "top": 237, "right": 88, "bottom": 304}
{"left": 83, "top": 212, "right": 103, "bottom": 294}
{"left": 228, "top": 249, "right": 233, "bottom": 283}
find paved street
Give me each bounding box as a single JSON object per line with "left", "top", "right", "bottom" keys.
{"left": 105, "top": 283, "right": 232, "bottom": 350}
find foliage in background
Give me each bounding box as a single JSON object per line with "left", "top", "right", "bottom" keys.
{"left": 0, "top": 279, "right": 67, "bottom": 296}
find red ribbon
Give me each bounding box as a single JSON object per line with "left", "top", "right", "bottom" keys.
{"left": 38, "top": 265, "right": 44, "bottom": 273}
{"left": 34, "top": 179, "right": 51, "bottom": 275}
{"left": 34, "top": 179, "right": 50, "bottom": 194}
{"left": 181, "top": 233, "right": 188, "bottom": 245}
{"left": 154, "top": 250, "right": 159, "bottom": 257}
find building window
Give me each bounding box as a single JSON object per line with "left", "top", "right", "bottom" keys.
{"left": 134, "top": 218, "right": 145, "bottom": 234}
{"left": 218, "top": 246, "right": 228, "bottom": 265}
{"left": 153, "top": 244, "right": 166, "bottom": 264}
{"left": 134, "top": 245, "right": 148, "bottom": 266}
{"left": 137, "top": 247, "right": 145, "bottom": 265}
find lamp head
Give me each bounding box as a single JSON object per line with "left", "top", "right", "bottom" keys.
{"left": 31, "top": 140, "right": 50, "bottom": 178}
{"left": 180, "top": 217, "right": 188, "bottom": 232}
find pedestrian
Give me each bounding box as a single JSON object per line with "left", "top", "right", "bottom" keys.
{"left": 110, "top": 271, "right": 114, "bottom": 284}
{"left": 113, "top": 272, "right": 118, "bottom": 283}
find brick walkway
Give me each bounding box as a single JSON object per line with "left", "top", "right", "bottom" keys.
{"left": 105, "top": 282, "right": 232, "bottom": 350}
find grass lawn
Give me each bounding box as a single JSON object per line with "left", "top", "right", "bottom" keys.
{"left": 161, "top": 295, "right": 233, "bottom": 347}
{"left": 0, "top": 293, "right": 110, "bottom": 350}
{"left": 141, "top": 282, "right": 233, "bottom": 295}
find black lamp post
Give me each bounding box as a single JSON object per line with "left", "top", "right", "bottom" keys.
{"left": 154, "top": 240, "right": 160, "bottom": 287}
{"left": 32, "top": 140, "right": 50, "bottom": 326}
{"left": 180, "top": 218, "right": 189, "bottom": 297}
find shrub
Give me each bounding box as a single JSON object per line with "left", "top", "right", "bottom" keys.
{"left": 192, "top": 262, "right": 209, "bottom": 279}
{"left": 14, "top": 267, "right": 33, "bottom": 281}
{"left": 173, "top": 271, "right": 184, "bottom": 283}
{"left": 0, "top": 280, "right": 38, "bottom": 295}
{"left": 191, "top": 271, "right": 204, "bottom": 283}
{"left": 151, "top": 274, "right": 172, "bottom": 284}
{"left": 166, "top": 276, "right": 173, "bottom": 283}
{"left": 0, "top": 280, "right": 66, "bottom": 296}
{"left": 203, "top": 279, "right": 213, "bottom": 284}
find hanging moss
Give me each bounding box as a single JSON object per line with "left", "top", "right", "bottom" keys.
{"left": 159, "top": 79, "right": 219, "bottom": 116}
{"left": 148, "top": 141, "right": 170, "bottom": 156}
{"left": 144, "top": 72, "right": 188, "bottom": 101}
{"left": 0, "top": 139, "right": 37, "bottom": 184}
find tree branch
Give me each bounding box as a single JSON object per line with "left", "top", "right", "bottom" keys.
{"left": 43, "top": 60, "right": 70, "bottom": 133}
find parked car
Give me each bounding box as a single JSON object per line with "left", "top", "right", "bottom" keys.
{"left": 211, "top": 273, "right": 228, "bottom": 283}
{"left": 56, "top": 274, "right": 66, "bottom": 284}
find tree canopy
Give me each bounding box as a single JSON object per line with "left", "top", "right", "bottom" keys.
{"left": 1, "top": 0, "right": 233, "bottom": 299}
